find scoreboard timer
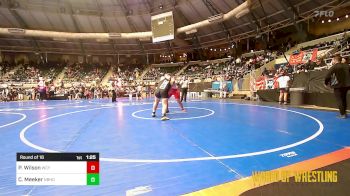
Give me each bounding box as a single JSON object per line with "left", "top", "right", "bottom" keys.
{"left": 151, "top": 11, "right": 174, "bottom": 43}
{"left": 16, "top": 153, "right": 99, "bottom": 186}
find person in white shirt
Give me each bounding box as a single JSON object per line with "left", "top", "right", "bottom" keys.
{"left": 38, "top": 77, "right": 46, "bottom": 101}
{"left": 277, "top": 71, "right": 291, "bottom": 105}
{"left": 180, "top": 76, "right": 189, "bottom": 102}
{"left": 219, "top": 76, "right": 228, "bottom": 99}
{"left": 4, "top": 88, "right": 9, "bottom": 101}
{"left": 220, "top": 82, "right": 228, "bottom": 99}
{"left": 94, "top": 89, "right": 100, "bottom": 99}
{"left": 127, "top": 87, "right": 134, "bottom": 102}
{"left": 18, "top": 88, "right": 24, "bottom": 101}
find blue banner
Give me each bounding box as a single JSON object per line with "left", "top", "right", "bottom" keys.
{"left": 212, "top": 81, "right": 233, "bottom": 92}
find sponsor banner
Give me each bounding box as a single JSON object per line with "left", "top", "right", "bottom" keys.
{"left": 289, "top": 49, "right": 318, "bottom": 65}
{"left": 302, "top": 48, "right": 318, "bottom": 62}
{"left": 289, "top": 51, "right": 304, "bottom": 65}
{"left": 255, "top": 76, "right": 279, "bottom": 90}
{"left": 311, "top": 48, "right": 318, "bottom": 62}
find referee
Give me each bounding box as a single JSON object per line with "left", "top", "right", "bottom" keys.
{"left": 180, "top": 76, "right": 189, "bottom": 102}
{"left": 325, "top": 55, "right": 350, "bottom": 119}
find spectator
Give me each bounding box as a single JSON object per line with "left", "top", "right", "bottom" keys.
{"left": 262, "top": 67, "right": 269, "bottom": 76}
{"left": 277, "top": 70, "right": 291, "bottom": 105}
{"left": 219, "top": 77, "right": 228, "bottom": 99}
{"left": 17, "top": 88, "right": 24, "bottom": 101}
{"left": 324, "top": 55, "right": 350, "bottom": 119}
{"left": 111, "top": 90, "right": 117, "bottom": 102}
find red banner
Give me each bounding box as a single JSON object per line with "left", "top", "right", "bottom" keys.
{"left": 255, "top": 76, "right": 280, "bottom": 90}
{"left": 273, "top": 76, "right": 279, "bottom": 89}
{"left": 310, "top": 48, "right": 318, "bottom": 62}
{"left": 255, "top": 76, "right": 266, "bottom": 90}
{"left": 289, "top": 51, "right": 304, "bottom": 65}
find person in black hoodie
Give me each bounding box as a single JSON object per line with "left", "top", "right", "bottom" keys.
{"left": 325, "top": 55, "right": 350, "bottom": 118}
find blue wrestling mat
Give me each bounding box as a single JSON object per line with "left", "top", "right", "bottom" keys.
{"left": 0, "top": 98, "right": 349, "bottom": 195}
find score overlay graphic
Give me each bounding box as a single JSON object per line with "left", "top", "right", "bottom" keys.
{"left": 16, "top": 153, "right": 99, "bottom": 186}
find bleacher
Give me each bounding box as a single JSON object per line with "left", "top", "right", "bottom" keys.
{"left": 108, "top": 65, "right": 143, "bottom": 86}
{"left": 5, "top": 63, "right": 64, "bottom": 84}
{"left": 0, "top": 62, "right": 14, "bottom": 75}
{"left": 62, "top": 63, "right": 109, "bottom": 85}
{"left": 179, "top": 52, "right": 272, "bottom": 83}
{"left": 143, "top": 65, "right": 182, "bottom": 80}
{"left": 0, "top": 62, "right": 16, "bottom": 83}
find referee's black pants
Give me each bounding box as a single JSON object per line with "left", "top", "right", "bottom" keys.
{"left": 334, "top": 87, "right": 349, "bottom": 115}
{"left": 181, "top": 88, "right": 188, "bottom": 102}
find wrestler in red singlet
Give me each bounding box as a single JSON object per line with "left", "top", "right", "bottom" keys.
{"left": 168, "top": 79, "right": 185, "bottom": 112}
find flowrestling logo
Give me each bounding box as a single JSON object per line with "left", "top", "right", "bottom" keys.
{"left": 314, "top": 10, "right": 334, "bottom": 17}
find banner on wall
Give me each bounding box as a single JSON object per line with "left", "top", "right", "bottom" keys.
{"left": 302, "top": 48, "right": 318, "bottom": 63}
{"left": 255, "top": 76, "right": 279, "bottom": 90}
{"left": 311, "top": 48, "right": 318, "bottom": 62}
{"left": 289, "top": 49, "right": 318, "bottom": 65}
{"left": 255, "top": 76, "right": 266, "bottom": 90}
{"left": 212, "top": 81, "right": 233, "bottom": 92}
{"left": 289, "top": 51, "right": 304, "bottom": 65}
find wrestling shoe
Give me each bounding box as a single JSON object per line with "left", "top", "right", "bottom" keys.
{"left": 161, "top": 116, "right": 170, "bottom": 121}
